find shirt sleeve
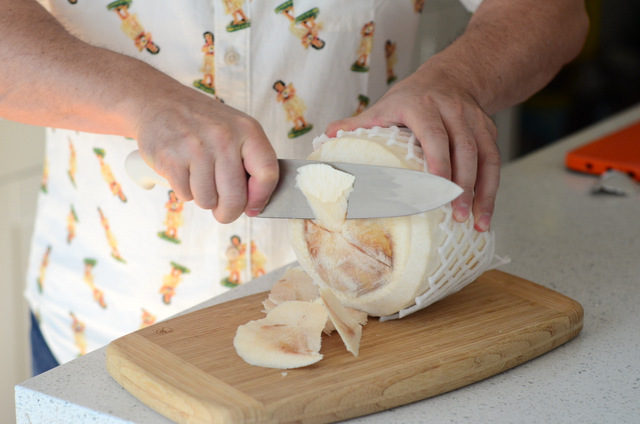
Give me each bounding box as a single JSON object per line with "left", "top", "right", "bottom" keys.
{"left": 458, "top": 0, "right": 483, "bottom": 12}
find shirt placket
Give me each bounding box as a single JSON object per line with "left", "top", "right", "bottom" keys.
{"left": 213, "top": 1, "right": 251, "bottom": 113}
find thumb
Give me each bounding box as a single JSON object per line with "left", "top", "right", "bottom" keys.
{"left": 324, "top": 111, "right": 385, "bottom": 138}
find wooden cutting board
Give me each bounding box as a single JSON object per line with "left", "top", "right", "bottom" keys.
{"left": 106, "top": 270, "right": 583, "bottom": 424}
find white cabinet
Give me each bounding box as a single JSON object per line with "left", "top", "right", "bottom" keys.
{"left": 0, "top": 119, "right": 45, "bottom": 424}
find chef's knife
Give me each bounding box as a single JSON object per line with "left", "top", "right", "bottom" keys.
{"left": 125, "top": 150, "right": 462, "bottom": 219}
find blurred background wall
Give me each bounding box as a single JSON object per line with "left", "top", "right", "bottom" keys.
{"left": 519, "top": 0, "right": 640, "bottom": 156}
{"left": 1, "top": 1, "right": 638, "bottom": 423}
{"left": 0, "top": 122, "right": 44, "bottom": 424}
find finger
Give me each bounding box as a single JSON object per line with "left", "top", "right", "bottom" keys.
{"left": 444, "top": 113, "right": 478, "bottom": 224}
{"left": 188, "top": 154, "right": 217, "bottom": 210}
{"left": 471, "top": 118, "right": 500, "bottom": 232}
{"left": 244, "top": 158, "right": 279, "bottom": 217}
{"left": 211, "top": 153, "right": 248, "bottom": 224}
{"left": 167, "top": 170, "right": 194, "bottom": 203}
{"left": 150, "top": 149, "right": 194, "bottom": 202}
{"left": 324, "top": 107, "right": 388, "bottom": 138}
{"left": 408, "top": 105, "right": 451, "bottom": 180}
{"left": 325, "top": 119, "right": 362, "bottom": 138}
{"left": 242, "top": 139, "right": 279, "bottom": 217}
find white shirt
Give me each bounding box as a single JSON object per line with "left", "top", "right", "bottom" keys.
{"left": 27, "top": 0, "right": 482, "bottom": 364}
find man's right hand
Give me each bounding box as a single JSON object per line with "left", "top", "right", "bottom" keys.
{"left": 134, "top": 86, "right": 279, "bottom": 224}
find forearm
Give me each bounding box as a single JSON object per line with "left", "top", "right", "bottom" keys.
{"left": 0, "top": 1, "right": 279, "bottom": 223}
{"left": 421, "top": 0, "right": 589, "bottom": 115}
{"left": 0, "top": 0, "right": 180, "bottom": 138}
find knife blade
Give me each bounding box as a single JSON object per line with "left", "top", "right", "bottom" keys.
{"left": 125, "top": 151, "right": 462, "bottom": 219}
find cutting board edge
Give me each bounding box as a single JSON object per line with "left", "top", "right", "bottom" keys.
{"left": 106, "top": 333, "right": 272, "bottom": 424}
{"left": 485, "top": 270, "right": 584, "bottom": 312}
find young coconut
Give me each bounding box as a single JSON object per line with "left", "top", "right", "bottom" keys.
{"left": 288, "top": 126, "right": 499, "bottom": 319}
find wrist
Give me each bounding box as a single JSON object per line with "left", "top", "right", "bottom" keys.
{"left": 414, "top": 52, "right": 488, "bottom": 111}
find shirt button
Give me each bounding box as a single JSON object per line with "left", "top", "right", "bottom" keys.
{"left": 224, "top": 49, "right": 240, "bottom": 65}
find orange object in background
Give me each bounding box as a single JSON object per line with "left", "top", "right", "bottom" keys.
{"left": 566, "top": 121, "right": 640, "bottom": 182}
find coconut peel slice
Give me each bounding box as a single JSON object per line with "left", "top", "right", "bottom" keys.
{"left": 262, "top": 266, "right": 319, "bottom": 313}
{"left": 234, "top": 301, "right": 328, "bottom": 369}
{"left": 319, "top": 296, "right": 368, "bottom": 337}
{"left": 320, "top": 288, "right": 367, "bottom": 356}
{"left": 261, "top": 266, "right": 366, "bottom": 337}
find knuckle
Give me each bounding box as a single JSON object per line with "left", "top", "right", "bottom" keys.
{"left": 234, "top": 115, "right": 263, "bottom": 139}
{"left": 419, "top": 123, "right": 449, "bottom": 145}
{"left": 194, "top": 194, "right": 217, "bottom": 210}
{"left": 485, "top": 118, "right": 498, "bottom": 140}
{"left": 153, "top": 147, "right": 180, "bottom": 172}
{"left": 483, "top": 149, "right": 502, "bottom": 168}
{"left": 255, "top": 162, "right": 279, "bottom": 185}
{"left": 426, "top": 124, "right": 449, "bottom": 141}
{"left": 456, "top": 136, "right": 478, "bottom": 156}
{"left": 173, "top": 188, "right": 193, "bottom": 203}
{"left": 456, "top": 177, "right": 476, "bottom": 195}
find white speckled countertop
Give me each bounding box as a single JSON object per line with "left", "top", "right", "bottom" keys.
{"left": 15, "top": 105, "right": 640, "bottom": 424}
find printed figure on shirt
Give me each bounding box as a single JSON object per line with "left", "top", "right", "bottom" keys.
{"left": 193, "top": 31, "right": 223, "bottom": 101}
{"left": 222, "top": 0, "right": 250, "bottom": 32}
{"left": 140, "top": 309, "right": 156, "bottom": 328}
{"left": 221, "top": 235, "right": 247, "bottom": 287}
{"left": 67, "top": 205, "right": 78, "bottom": 244}
{"left": 385, "top": 40, "right": 398, "bottom": 84}
{"left": 83, "top": 258, "right": 107, "bottom": 309}
{"left": 107, "top": 0, "right": 160, "bottom": 54}
{"left": 273, "top": 80, "right": 313, "bottom": 138}
{"left": 93, "top": 148, "right": 127, "bottom": 202}
{"left": 275, "top": 1, "right": 325, "bottom": 50}
{"left": 160, "top": 262, "right": 190, "bottom": 305}
{"left": 98, "top": 207, "right": 125, "bottom": 263}
{"left": 414, "top": 0, "right": 425, "bottom": 13}
{"left": 36, "top": 245, "right": 51, "bottom": 294}
{"left": 250, "top": 240, "right": 267, "bottom": 278}
{"left": 41, "top": 157, "right": 49, "bottom": 194}
{"left": 351, "top": 21, "right": 375, "bottom": 72}
{"left": 353, "top": 94, "right": 370, "bottom": 116}
{"left": 68, "top": 138, "right": 77, "bottom": 187}
{"left": 158, "top": 190, "right": 184, "bottom": 244}
{"left": 69, "top": 312, "right": 87, "bottom": 356}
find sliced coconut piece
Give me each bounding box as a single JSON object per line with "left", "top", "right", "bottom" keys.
{"left": 320, "top": 288, "right": 367, "bottom": 356}
{"left": 262, "top": 267, "right": 319, "bottom": 313}
{"left": 234, "top": 301, "right": 328, "bottom": 369}
{"left": 310, "top": 296, "right": 367, "bottom": 337}
{"left": 295, "top": 163, "right": 355, "bottom": 231}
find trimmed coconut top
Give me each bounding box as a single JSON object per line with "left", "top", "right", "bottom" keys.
{"left": 313, "top": 126, "right": 426, "bottom": 171}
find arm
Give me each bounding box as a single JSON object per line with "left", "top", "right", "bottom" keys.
{"left": 0, "top": 0, "right": 278, "bottom": 223}
{"left": 326, "top": 0, "right": 589, "bottom": 231}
